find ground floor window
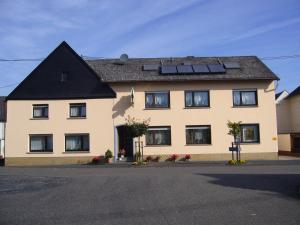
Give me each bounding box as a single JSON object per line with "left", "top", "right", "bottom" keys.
{"left": 240, "top": 124, "right": 260, "bottom": 143}
{"left": 30, "top": 135, "right": 53, "bottom": 152}
{"left": 146, "top": 126, "right": 171, "bottom": 145}
{"left": 65, "top": 134, "right": 89, "bottom": 151}
{"left": 186, "top": 125, "right": 211, "bottom": 144}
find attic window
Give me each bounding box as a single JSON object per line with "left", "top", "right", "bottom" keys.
{"left": 61, "top": 72, "right": 68, "bottom": 82}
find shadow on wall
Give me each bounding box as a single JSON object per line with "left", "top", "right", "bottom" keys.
{"left": 112, "top": 95, "right": 131, "bottom": 119}
{"left": 196, "top": 173, "right": 300, "bottom": 199}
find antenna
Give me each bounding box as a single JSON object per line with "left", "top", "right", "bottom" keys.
{"left": 120, "top": 54, "right": 129, "bottom": 62}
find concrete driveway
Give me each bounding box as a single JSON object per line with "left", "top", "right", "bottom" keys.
{"left": 0, "top": 161, "right": 300, "bottom": 225}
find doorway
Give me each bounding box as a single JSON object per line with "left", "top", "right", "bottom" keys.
{"left": 291, "top": 133, "right": 300, "bottom": 153}
{"left": 116, "top": 125, "right": 134, "bottom": 159}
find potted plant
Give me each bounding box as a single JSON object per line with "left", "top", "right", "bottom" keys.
{"left": 227, "top": 121, "right": 242, "bottom": 161}
{"left": 119, "top": 148, "right": 126, "bottom": 160}
{"left": 105, "top": 149, "right": 113, "bottom": 163}
{"left": 170, "top": 154, "right": 179, "bottom": 162}
{"left": 185, "top": 154, "right": 191, "bottom": 162}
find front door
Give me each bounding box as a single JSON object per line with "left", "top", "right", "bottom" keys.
{"left": 117, "top": 126, "right": 134, "bottom": 159}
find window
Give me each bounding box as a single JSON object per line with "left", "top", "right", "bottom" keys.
{"left": 65, "top": 134, "right": 89, "bottom": 151}
{"left": 145, "top": 92, "right": 170, "bottom": 108}
{"left": 186, "top": 125, "right": 211, "bottom": 144}
{"left": 33, "top": 104, "right": 48, "bottom": 118}
{"left": 61, "top": 72, "right": 68, "bottom": 82}
{"left": 239, "top": 124, "right": 260, "bottom": 143}
{"left": 30, "top": 135, "right": 53, "bottom": 152}
{"left": 185, "top": 91, "right": 209, "bottom": 107}
{"left": 233, "top": 90, "right": 257, "bottom": 106}
{"left": 70, "top": 103, "right": 86, "bottom": 117}
{"left": 146, "top": 126, "right": 171, "bottom": 145}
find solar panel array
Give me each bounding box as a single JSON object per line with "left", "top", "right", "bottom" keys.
{"left": 143, "top": 62, "right": 240, "bottom": 75}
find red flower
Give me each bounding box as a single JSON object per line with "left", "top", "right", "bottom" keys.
{"left": 185, "top": 154, "right": 191, "bottom": 160}
{"left": 170, "top": 154, "right": 179, "bottom": 161}
{"left": 92, "top": 156, "right": 100, "bottom": 163}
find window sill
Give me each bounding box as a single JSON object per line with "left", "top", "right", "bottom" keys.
{"left": 63, "top": 151, "right": 90, "bottom": 153}
{"left": 67, "top": 117, "right": 86, "bottom": 119}
{"left": 145, "top": 145, "right": 171, "bottom": 147}
{"left": 185, "top": 144, "right": 212, "bottom": 146}
{"left": 232, "top": 105, "right": 258, "bottom": 108}
{"left": 240, "top": 142, "right": 260, "bottom": 145}
{"left": 184, "top": 107, "right": 210, "bottom": 109}
{"left": 144, "top": 108, "right": 170, "bottom": 110}
{"left": 30, "top": 118, "right": 49, "bottom": 120}
{"left": 27, "top": 151, "right": 53, "bottom": 154}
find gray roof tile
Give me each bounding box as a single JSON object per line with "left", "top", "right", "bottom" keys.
{"left": 86, "top": 56, "right": 279, "bottom": 82}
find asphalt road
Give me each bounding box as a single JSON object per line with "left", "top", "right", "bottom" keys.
{"left": 0, "top": 161, "right": 300, "bottom": 225}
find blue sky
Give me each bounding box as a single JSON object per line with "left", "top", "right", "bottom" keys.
{"left": 0, "top": 0, "right": 300, "bottom": 95}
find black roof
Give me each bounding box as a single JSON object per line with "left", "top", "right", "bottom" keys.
{"left": 6, "top": 42, "right": 116, "bottom": 100}
{"left": 0, "top": 96, "right": 6, "bottom": 122}
{"left": 86, "top": 56, "right": 279, "bottom": 82}
{"left": 275, "top": 91, "right": 284, "bottom": 100}
{"left": 287, "top": 86, "right": 300, "bottom": 99}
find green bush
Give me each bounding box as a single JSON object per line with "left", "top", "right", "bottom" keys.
{"left": 228, "top": 159, "right": 246, "bottom": 165}
{"left": 105, "top": 149, "right": 113, "bottom": 159}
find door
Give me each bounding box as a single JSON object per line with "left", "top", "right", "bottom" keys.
{"left": 291, "top": 133, "right": 300, "bottom": 153}
{"left": 117, "top": 125, "right": 133, "bottom": 158}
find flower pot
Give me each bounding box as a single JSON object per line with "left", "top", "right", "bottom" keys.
{"left": 106, "top": 158, "right": 113, "bottom": 164}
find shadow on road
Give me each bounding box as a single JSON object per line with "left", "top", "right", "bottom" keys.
{"left": 196, "top": 173, "right": 300, "bottom": 199}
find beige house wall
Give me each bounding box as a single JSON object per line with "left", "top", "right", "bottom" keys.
{"left": 5, "top": 80, "right": 278, "bottom": 165}
{"left": 289, "top": 95, "right": 300, "bottom": 133}
{"left": 278, "top": 134, "right": 291, "bottom": 152}
{"left": 276, "top": 99, "right": 291, "bottom": 133}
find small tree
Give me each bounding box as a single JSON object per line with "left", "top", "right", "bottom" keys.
{"left": 125, "top": 116, "right": 150, "bottom": 163}
{"left": 227, "top": 121, "right": 242, "bottom": 161}
{"left": 227, "top": 121, "right": 242, "bottom": 144}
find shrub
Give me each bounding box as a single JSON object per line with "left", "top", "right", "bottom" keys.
{"left": 185, "top": 154, "right": 191, "bottom": 161}
{"left": 105, "top": 149, "right": 113, "bottom": 159}
{"left": 170, "top": 154, "right": 179, "bottom": 162}
{"left": 146, "top": 156, "right": 153, "bottom": 162}
{"left": 228, "top": 159, "right": 247, "bottom": 165}
{"left": 92, "top": 156, "right": 100, "bottom": 164}
{"left": 153, "top": 156, "right": 161, "bottom": 162}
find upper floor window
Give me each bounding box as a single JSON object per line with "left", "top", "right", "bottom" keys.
{"left": 65, "top": 134, "right": 89, "bottom": 152}
{"left": 233, "top": 89, "right": 257, "bottom": 106}
{"left": 185, "top": 91, "right": 209, "bottom": 107}
{"left": 70, "top": 103, "right": 86, "bottom": 118}
{"left": 145, "top": 92, "right": 170, "bottom": 108}
{"left": 186, "top": 125, "right": 211, "bottom": 144}
{"left": 146, "top": 126, "right": 171, "bottom": 145}
{"left": 239, "top": 124, "right": 260, "bottom": 143}
{"left": 30, "top": 135, "right": 53, "bottom": 152}
{"left": 33, "top": 104, "right": 48, "bottom": 118}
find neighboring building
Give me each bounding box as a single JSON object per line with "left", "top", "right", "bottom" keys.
{"left": 5, "top": 42, "right": 279, "bottom": 166}
{"left": 276, "top": 86, "right": 300, "bottom": 153}
{"left": 0, "top": 96, "right": 6, "bottom": 160}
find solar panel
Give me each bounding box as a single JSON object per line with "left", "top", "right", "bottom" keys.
{"left": 208, "top": 64, "right": 226, "bottom": 73}
{"left": 177, "top": 65, "right": 193, "bottom": 74}
{"left": 143, "top": 64, "right": 160, "bottom": 71}
{"left": 223, "top": 62, "right": 240, "bottom": 69}
{"left": 183, "top": 61, "right": 192, "bottom": 65}
{"left": 192, "top": 64, "right": 209, "bottom": 73}
{"left": 161, "top": 65, "right": 177, "bottom": 74}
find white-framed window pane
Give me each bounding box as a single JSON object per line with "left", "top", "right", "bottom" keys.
{"left": 186, "top": 126, "right": 211, "bottom": 144}
{"left": 65, "top": 135, "right": 89, "bottom": 151}
{"left": 233, "top": 91, "right": 240, "bottom": 105}
{"left": 146, "top": 127, "right": 171, "bottom": 145}
{"left": 30, "top": 137, "right": 44, "bottom": 151}
{"left": 241, "top": 125, "right": 259, "bottom": 142}
{"left": 241, "top": 92, "right": 256, "bottom": 105}
{"left": 194, "top": 92, "right": 208, "bottom": 106}
{"left": 70, "top": 107, "right": 79, "bottom": 117}
{"left": 33, "top": 108, "right": 42, "bottom": 117}
{"left": 185, "top": 92, "right": 193, "bottom": 107}
{"left": 146, "top": 94, "right": 153, "bottom": 107}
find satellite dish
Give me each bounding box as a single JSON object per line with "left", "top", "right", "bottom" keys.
{"left": 120, "top": 53, "right": 129, "bottom": 62}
